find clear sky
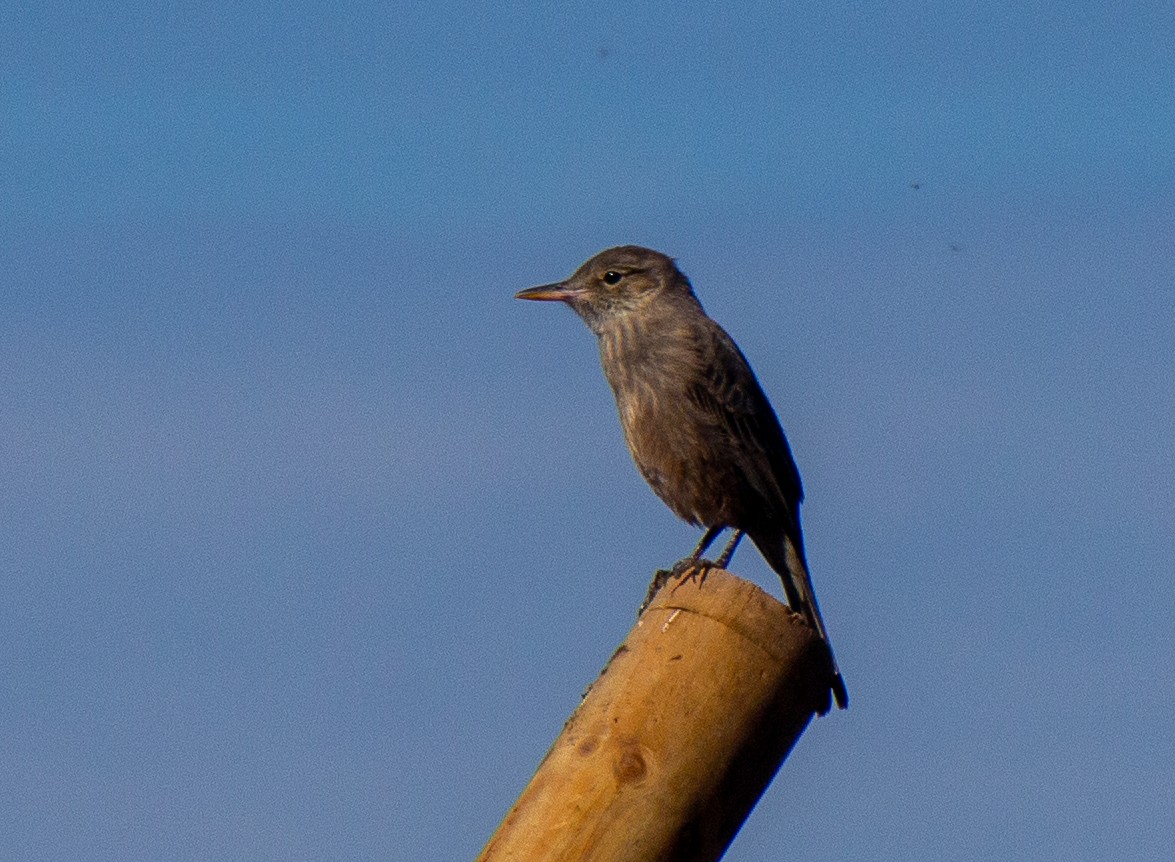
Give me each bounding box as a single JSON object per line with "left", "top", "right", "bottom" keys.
{"left": 3, "top": 2, "right": 1173, "bottom": 860}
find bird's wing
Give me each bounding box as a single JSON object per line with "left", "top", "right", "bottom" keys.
{"left": 687, "top": 322, "right": 805, "bottom": 517}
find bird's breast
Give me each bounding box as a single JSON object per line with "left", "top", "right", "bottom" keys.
{"left": 599, "top": 325, "right": 740, "bottom": 528}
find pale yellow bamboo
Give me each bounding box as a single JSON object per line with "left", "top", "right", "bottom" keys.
{"left": 477, "top": 567, "right": 836, "bottom": 862}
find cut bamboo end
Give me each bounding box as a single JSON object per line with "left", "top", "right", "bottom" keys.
{"left": 477, "top": 568, "right": 835, "bottom": 862}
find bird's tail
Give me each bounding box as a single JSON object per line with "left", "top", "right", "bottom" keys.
{"left": 753, "top": 530, "right": 849, "bottom": 711}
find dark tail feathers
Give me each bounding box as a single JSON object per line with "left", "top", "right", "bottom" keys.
{"left": 751, "top": 530, "right": 848, "bottom": 711}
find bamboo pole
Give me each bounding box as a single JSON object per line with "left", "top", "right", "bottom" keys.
{"left": 476, "top": 567, "right": 837, "bottom": 862}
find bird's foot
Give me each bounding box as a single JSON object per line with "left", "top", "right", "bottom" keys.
{"left": 637, "top": 558, "right": 715, "bottom": 617}
{"left": 668, "top": 556, "right": 717, "bottom": 593}
{"left": 637, "top": 568, "right": 672, "bottom": 617}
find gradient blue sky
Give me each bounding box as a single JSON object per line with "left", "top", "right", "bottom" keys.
{"left": 3, "top": 2, "right": 1173, "bottom": 860}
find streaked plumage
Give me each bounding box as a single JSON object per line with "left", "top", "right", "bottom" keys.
{"left": 517, "top": 245, "right": 847, "bottom": 711}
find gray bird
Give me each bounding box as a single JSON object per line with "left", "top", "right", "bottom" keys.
{"left": 517, "top": 245, "right": 848, "bottom": 710}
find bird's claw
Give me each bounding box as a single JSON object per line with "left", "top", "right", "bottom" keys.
{"left": 637, "top": 559, "right": 714, "bottom": 617}
{"left": 637, "top": 568, "right": 672, "bottom": 617}
{"left": 669, "top": 557, "right": 716, "bottom": 592}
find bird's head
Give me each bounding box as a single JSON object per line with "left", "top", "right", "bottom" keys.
{"left": 516, "top": 245, "right": 694, "bottom": 334}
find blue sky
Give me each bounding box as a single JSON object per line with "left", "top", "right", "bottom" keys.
{"left": 2, "top": 2, "right": 1173, "bottom": 860}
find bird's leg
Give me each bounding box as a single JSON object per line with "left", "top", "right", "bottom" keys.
{"left": 639, "top": 525, "right": 725, "bottom": 617}
{"left": 692, "top": 525, "right": 724, "bottom": 558}
{"left": 668, "top": 525, "right": 729, "bottom": 595}
{"left": 670, "top": 525, "right": 723, "bottom": 574}
{"left": 715, "top": 530, "right": 744, "bottom": 569}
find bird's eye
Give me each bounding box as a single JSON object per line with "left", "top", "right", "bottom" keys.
{"left": 603, "top": 270, "right": 623, "bottom": 285}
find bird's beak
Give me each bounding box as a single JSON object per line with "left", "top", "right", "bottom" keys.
{"left": 515, "top": 281, "right": 578, "bottom": 302}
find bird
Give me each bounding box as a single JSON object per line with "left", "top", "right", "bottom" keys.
{"left": 516, "top": 245, "right": 847, "bottom": 710}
